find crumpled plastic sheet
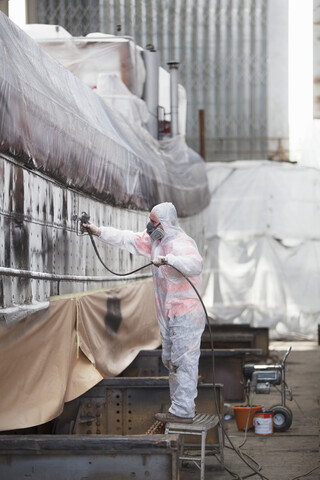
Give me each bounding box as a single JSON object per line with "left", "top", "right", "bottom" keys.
{"left": 203, "top": 160, "right": 320, "bottom": 340}
{"left": 23, "top": 27, "right": 147, "bottom": 98}
{"left": 0, "top": 13, "right": 209, "bottom": 217}
{"left": 96, "top": 73, "right": 150, "bottom": 126}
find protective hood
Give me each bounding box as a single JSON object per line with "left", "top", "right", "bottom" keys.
{"left": 151, "top": 202, "right": 182, "bottom": 238}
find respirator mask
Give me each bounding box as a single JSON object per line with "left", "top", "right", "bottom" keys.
{"left": 146, "top": 222, "right": 165, "bottom": 241}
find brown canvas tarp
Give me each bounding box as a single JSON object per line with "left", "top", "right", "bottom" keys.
{"left": 0, "top": 279, "right": 160, "bottom": 431}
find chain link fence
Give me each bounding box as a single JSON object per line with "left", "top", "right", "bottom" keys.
{"left": 31, "top": 0, "right": 268, "bottom": 161}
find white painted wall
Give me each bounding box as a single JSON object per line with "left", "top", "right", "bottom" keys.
{"left": 290, "top": 0, "right": 320, "bottom": 168}
{"left": 314, "top": 0, "right": 320, "bottom": 119}
{"left": 267, "top": 0, "right": 289, "bottom": 158}
{"left": 267, "top": 0, "right": 315, "bottom": 164}
{"left": 8, "top": 0, "right": 26, "bottom": 25}
{"left": 289, "top": 0, "right": 313, "bottom": 162}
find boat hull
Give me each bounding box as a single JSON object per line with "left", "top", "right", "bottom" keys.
{"left": 0, "top": 153, "right": 207, "bottom": 318}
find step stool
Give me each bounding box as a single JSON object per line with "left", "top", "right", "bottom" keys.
{"left": 165, "top": 413, "right": 224, "bottom": 480}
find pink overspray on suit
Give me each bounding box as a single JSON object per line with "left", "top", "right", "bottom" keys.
{"left": 99, "top": 202, "right": 205, "bottom": 417}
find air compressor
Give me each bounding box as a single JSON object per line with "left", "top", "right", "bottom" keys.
{"left": 242, "top": 346, "right": 293, "bottom": 432}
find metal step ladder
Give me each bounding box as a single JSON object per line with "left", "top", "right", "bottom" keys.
{"left": 165, "top": 413, "right": 224, "bottom": 480}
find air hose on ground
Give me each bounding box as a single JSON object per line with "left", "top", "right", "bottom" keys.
{"left": 85, "top": 227, "right": 270, "bottom": 480}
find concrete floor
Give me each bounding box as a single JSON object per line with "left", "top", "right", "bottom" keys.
{"left": 180, "top": 340, "right": 320, "bottom": 480}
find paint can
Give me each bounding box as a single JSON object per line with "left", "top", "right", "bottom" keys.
{"left": 254, "top": 411, "right": 274, "bottom": 435}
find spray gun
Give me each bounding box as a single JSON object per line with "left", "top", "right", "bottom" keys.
{"left": 72, "top": 212, "right": 90, "bottom": 235}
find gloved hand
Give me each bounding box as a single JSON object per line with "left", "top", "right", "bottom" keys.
{"left": 82, "top": 222, "right": 101, "bottom": 236}
{"left": 162, "top": 358, "right": 170, "bottom": 370}
{"left": 153, "top": 255, "right": 168, "bottom": 266}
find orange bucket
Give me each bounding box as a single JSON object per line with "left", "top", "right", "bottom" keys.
{"left": 232, "top": 405, "right": 263, "bottom": 431}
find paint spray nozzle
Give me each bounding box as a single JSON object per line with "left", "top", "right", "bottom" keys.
{"left": 72, "top": 212, "right": 90, "bottom": 235}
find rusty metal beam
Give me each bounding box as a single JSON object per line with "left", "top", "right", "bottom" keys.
{"left": 119, "top": 348, "right": 263, "bottom": 402}
{"left": 0, "top": 434, "right": 181, "bottom": 480}
{"left": 201, "top": 324, "right": 269, "bottom": 356}
{"left": 54, "top": 377, "right": 224, "bottom": 449}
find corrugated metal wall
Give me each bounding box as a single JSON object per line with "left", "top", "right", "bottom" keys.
{"left": 30, "top": 0, "right": 268, "bottom": 161}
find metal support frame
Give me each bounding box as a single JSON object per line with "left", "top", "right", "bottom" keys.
{"left": 0, "top": 434, "right": 181, "bottom": 480}
{"left": 53, "top": 377, "right": 224, "bottom": 448}
{"left": 120, "top": 348, "right": 264, "bottom": 402}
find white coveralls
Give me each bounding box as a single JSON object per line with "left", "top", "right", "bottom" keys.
{"left": 98, "top": 202, "right": 205, "bottom": 418}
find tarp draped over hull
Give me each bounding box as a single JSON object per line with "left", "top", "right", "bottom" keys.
{"left": 204, "top": 160, "right": 320, "bottom": 340}
{"left": 22, "top": 26, "right": 147, "bottom": 98}
{"left": 0, "top": 12, "right": 209, "bottom": 217}
{"left": 0, "top": 280, "right": 160, "bottom": 431}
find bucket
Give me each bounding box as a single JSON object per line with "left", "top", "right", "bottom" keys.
{"left": 254, "top": 411, "right": 274, "bottom": 435}
{"left": 232, "top": 405, "right": 263, "bottom": 431}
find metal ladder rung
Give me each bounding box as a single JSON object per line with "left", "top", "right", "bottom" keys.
{"left": 180, "top": 456, "right": 202, "bottom": 461}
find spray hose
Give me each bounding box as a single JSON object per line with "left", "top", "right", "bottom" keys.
{"left": 86, "top": 228, "right": 269, "bottom": 480}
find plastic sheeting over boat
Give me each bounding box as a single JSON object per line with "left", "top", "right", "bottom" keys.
{"left": 204, "top": 160, "right": 320, "bottom": 340}
{"left": 0, "top": 13, "right": 209, "bottom": 217}
{"left": 22, "top": 24, "right": 147, "bottom": 98}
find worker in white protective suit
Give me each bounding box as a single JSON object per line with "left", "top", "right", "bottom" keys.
{"left": 85, "top": 202, "right": 205, "bottom": 423}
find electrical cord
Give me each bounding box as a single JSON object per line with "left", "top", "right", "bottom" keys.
{"left": 86, "top": 228, "right": 270, "bottom": 479}
{"left": 289, "top": 465, "right": 320, "bottom": 480}
{"left": 238, "top": 401, "right": 253, "bottom": 449}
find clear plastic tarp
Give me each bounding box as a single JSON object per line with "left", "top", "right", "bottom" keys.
{"left": 22, "top": 25, "right": 146, "bottom": 97}
{"left": 204, "top": 160, "right": 320, "bottom": 340}
{"left": 0, "top": 13, "right": 209, "bottom": 217}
